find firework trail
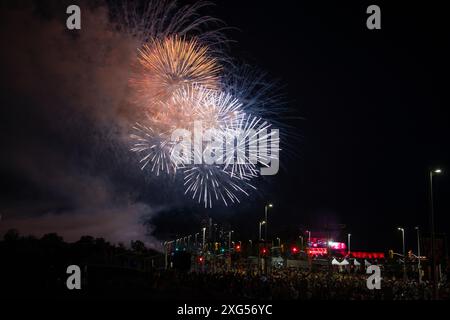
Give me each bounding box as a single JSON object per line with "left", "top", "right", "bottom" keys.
{"left": 111, "top": 0, "right": 227, "bottom": 46}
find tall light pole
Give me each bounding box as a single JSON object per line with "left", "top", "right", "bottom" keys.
{"left": 429, "top": 168, "right": 442, "bottom": 299}
{"left": 306, "top": 230, "right": 311, "bottom": 246}
{"left": 202, "top": 227, "right": 206, "bottom": 251}
{"left": 264, "top": 203, "right": 273, "bottom": 243}
{"left": 228, "top": 230, "right": 234, "bottom": 250}
{"left": 299, "top": 236, "right": 303, "bottom": 250}
{"left": 347, "top": 233, "right": 351, "bottom": 255}
{"left": 276, "top": 237, "right": 281, "bottom": 247}
{"left": 398, "top": 227, "right": 406, "bottom": 279}
{"left": 259, "top": 221, "right": 266, "bottom": 241}
{"left": 415, "top": 226, "right": 421, "bottom": 283}
{"left": 163, "top": 241, "right": 168, "bottom": 270}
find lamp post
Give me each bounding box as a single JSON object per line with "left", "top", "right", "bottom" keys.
{"left": 299, "top": 236, "right": 304, "bottom": 250}
{"left": 347, "top": 233, "right": 351, "bottom": 255}
{"left": 264, "top": 204, "right": 273, "bottom": 243}
{"left": 228, "top": 230, "right": 234, "bottom": 251}
{"left": 276, "top": 237, "right": 281, "bottom": 247}
{"left": 429, "top": 168, "right": 442, "bottom": 299}
{"left": 398, "top": 227, "right": 406, "bottom": 279}
{"left": 163, "top": 241, "right": 168, "bottom": 270}
{"left": 195, "top": 233, "right": 199, "bottom": 247}
{"left": 259, "top": 221, "right": 266, "bottom": 241}
{"left": 306, "top": 230, "right": 311, "bottom": 246}
{"left": 415, "top": 227, "right": 421, "bottom": 283}
{"left": 202, "top": 227, "right": 206, "bottom": 251}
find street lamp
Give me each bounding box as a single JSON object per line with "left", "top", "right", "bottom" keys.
{"left": 299, "top": 236, "right": 304, "bottom": 250}
{"left": 347, "top": 233, "right": 351, "bottom": 255}
{"left": 195, "top": 233, "right": 199, "bottom": 247}
{"left": 163, "top": 241, "right": 168, "bottom": 270}
{"left": 259, "top": 221, "right": 266, "bottom": 241}
{"left": 306, "top": 230, "right": 311, "bottom": 246}
{"left": 276, "top": 237, "right": 281, "bottom": 247}
{"left": 415, "top": 227, "right": 421, "bottom": 283}
{"left": 264, "top": 203, "right": 273, "bottom": 242}
{"left": 429, "top": 168, "right": 442, "bottom": 299}
{"left": 202, "top": 227, "right": 206, "bottom": 251}
{"left": 398, "top": 227, "right": 406, "bottom": 279}
{"left": 228, "top": 230, "right": 234, "bottom": 250}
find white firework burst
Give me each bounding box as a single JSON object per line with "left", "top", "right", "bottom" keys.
{"left": 183, "top": 164, "right": 257, "bottom": 208}
{"left": 221, "top": 114, "right": 280, "bottom": 180}
{"left": 130, "top": 122, "right": 179, "bottom": 176}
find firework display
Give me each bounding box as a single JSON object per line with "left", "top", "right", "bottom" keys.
{"left": 129, "top": 1, "right": 280, "bottom": 207}
{"left": 130, "top": 35, "right": 221, "bottom": 107}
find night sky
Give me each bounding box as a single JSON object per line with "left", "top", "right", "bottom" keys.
{"left": 1, "top": 0, "right": 449, "bottom": 253}
{"left": 209, "top": 0, "right": 450, "bottom": 252}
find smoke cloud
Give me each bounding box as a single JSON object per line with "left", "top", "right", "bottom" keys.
{"left": 0, "top": 0, "right": 164, "bottom": 248}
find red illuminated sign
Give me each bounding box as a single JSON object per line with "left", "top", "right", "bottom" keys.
{"left": 351, "top": 252, "right": 385, "bottom": 259}
{"left": 307, "top": 248, "right": 328, "bottom": 256}
{"left": 308, "top": 238, "right": 346, "bottom": 250}
{"left": 328, "top": 241, "right": 346, "bottom": 250}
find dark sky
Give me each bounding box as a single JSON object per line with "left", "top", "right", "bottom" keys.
{"left": 0, "top": 0, "right": 449, "bottom": 252}
{"left": 209, "top": 0, "right": 450, "bottom": 251}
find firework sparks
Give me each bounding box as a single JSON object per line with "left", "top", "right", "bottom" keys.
{"left": 126, "top": 1, "right": 284, "bottom": 207}
{"left": 130, "top": 122, "right": 178, "bottom": 175}
{"left": 130, "top": 35, "right": 221, "bottom": 108}
{"left": 183, "top": 164, "right": 257, "bottom": 208}
{"left": 169, "top": 85, "right": 244, "bottom": 130}
{"left": 222, "top": 114, "right": 279, "bottom": 180}
{"left": 130, "top": 84, "right": 281, "bottom": 206}
{"left": 112, "top": 0, "right": 227, "bottom": 46}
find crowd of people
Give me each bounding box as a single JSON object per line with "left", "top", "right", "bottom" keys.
{"left": 150, "top": 268, "right": 450, "bottom": 300}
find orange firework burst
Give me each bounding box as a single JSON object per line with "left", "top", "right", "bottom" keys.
{"left": 130, "top": 35, "right": 221, "bottom": 109}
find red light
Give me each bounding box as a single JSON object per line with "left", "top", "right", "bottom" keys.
{"left": 307, "top": 248, "right": 327, "bottom": 256}
{"left": 291, "top": 246, "right": 299, "bottom": 254}
{"left": 198, "top": 256, "right": 204, "bottom": 263}
{"left": 235, "top": 245, "right": 241, "bottom": 251}
{"left": 261, "top": 247, "right": 267, "bottom": 255}
{"left": 350, "top": 252, "right": 385, "bottom": 259}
